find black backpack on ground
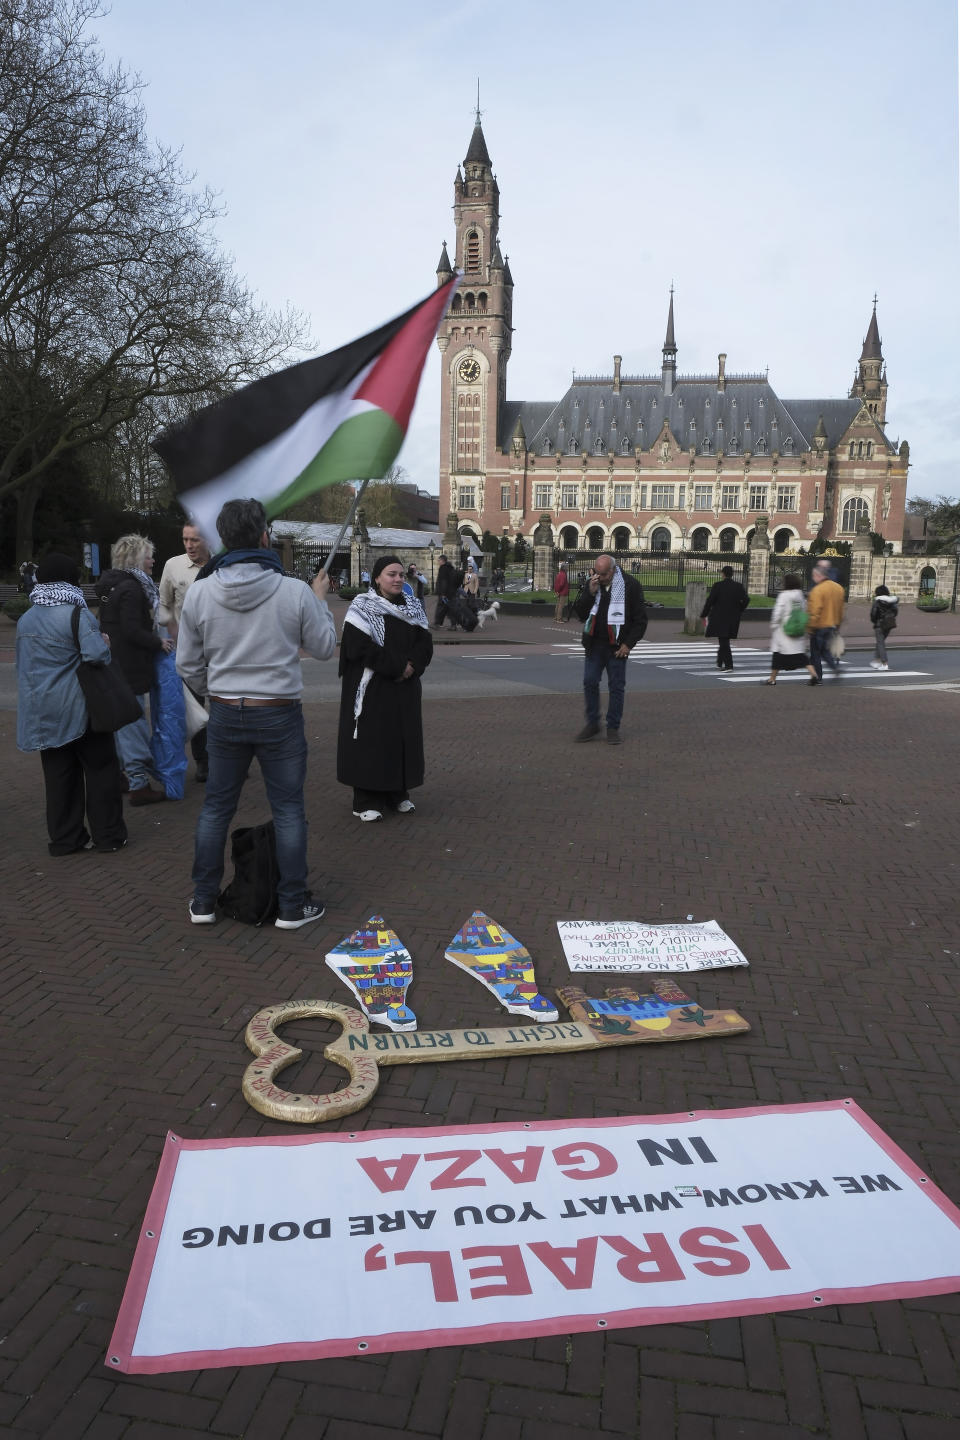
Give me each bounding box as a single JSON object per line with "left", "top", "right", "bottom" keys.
{"left": 218, "top": 821, "right": 279, "bottom": 925}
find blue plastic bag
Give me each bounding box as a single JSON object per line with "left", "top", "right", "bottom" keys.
{"left": 149, "top": 650, "right": 188, "bottom": 800}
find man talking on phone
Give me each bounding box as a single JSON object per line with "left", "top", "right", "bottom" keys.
{"left": 572, "top": 553, "right": 647, "bottom": 745}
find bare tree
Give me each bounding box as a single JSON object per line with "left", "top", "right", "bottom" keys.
{"left": 0, "top": 0, "right": 307, "bottom": 558}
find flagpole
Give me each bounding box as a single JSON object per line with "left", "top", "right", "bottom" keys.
{"left": 320, "top": 479, "right": 370, "bottom": 579}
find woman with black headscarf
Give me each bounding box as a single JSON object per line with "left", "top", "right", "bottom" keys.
{"left": 15, "top": 554, "right": 127, "bottom": 855}
{"left": 337, "top": 556, "right": 433, "bottom": 822}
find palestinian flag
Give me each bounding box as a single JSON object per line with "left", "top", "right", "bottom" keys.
{"left": 153, "top": 276, "right": 458, "bottom": 542}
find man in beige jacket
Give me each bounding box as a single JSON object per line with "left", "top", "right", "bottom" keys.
{"left": 806, "top": 560, "right": 846, "bottom": 683}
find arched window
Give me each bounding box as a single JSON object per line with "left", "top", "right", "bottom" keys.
{"left": 451, "top": 294, "right": 462, "bottom": 312}
{"left": 919, "top": 565, "right": 937, "bottom": 596}
{"left": 728, "top": 437, "right": 739, "bottom": 455}
{"left": 465, "top": 292, "right": 476, "bottom": 310}
{"left": 701, "top": 437, "right": 713, "bottom": 454}
{"left": 568, "top": 438, "right": 579, "bottom": 455}
{"left": 849, "top": 441, "right": 855, "bottom": 458}
{"left": 782, "top": 436, "right": 794, "bottom": 455}
{"left": 620, "top": 436, "right": 631, "bottom": 454}
{"left": 541, "top": 439, "right": 552, "bottom": 455}
{"left": 594, "top": 436, "right": 605, "bottom": 454}
{"left": 755, "top": 437, "right": 767, "bottom": 455}
{"left": 866, "top": 441, "right": 873, "bottom": 458}
{"left": 841, "top": 496, "right": 869, "bottom": 533}
{"left": 560, "top": 526, "right": 579, "bottom": 549}
{"left": 586, "top": 526, "right": 605, "bottom": 549}
{"left": 465, "top": 231, "right": 481, "bottom": 270}
{"left": 773, "top": 527, "right": 793, "bottom": 553}
{"left": 691, "top": 527, "right": 710, "bottom": 552}
{"left": 651, "top": 526, "right": 671, "bottom": 553}
{"left": 478, "top": 292, "right": 488, "bottom": 311}
{"left": 612, "top": 526, "right": 631, "bottom": 550}
{"left": 719, "top": 527, "right": 737, "bottom": 552}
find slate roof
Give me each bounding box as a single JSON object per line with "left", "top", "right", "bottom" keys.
{"left": 781, "top": 398, "right": 895, "bottom": 453}
{"left": 508, "top": 378, "right": 809, "bottom": 459}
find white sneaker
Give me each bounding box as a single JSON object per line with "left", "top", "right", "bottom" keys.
{"left": 395, "top": 800, "right": 416, "bottom": 814}
{"left": 878, "top": 662, "right": 889, "bottom": 670}
{"left": 869, "top": 660, "right": 883, "bottom": 669}
{"left": 352, "top": 809, "right": 383, "bottom": 822}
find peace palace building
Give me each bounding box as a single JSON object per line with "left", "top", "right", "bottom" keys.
{"left": 435, "top": 120, "right": 908, "bottom": 556}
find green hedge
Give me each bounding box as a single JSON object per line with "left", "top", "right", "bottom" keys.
{"left": 2, "top": 595, "right": 30, "bottom": 621}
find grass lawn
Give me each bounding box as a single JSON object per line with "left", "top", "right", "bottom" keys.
{"left": 502, "top": 589, "right": 774, "bottom": 608}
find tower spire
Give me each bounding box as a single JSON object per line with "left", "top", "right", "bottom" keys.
{"left": 850, "top": 297, "right": 887, "bottom": 424}
{"left": 661, "top": 286, "right": 677, "bottom": 396}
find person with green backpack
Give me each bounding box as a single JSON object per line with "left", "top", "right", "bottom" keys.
{"left": 765, "top": 573, "right": 819, "bottom": 686}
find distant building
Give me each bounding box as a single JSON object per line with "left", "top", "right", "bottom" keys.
{"left": 436, "top": 118, "right": 908, "bottom": 555}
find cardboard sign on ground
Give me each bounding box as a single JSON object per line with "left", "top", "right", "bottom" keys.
{"left": 558, "top": 919, "right": 749, "bottom": 972}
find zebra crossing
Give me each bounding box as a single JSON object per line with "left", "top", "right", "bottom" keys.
{"left": 551, "top": 641, "right": 932, "bottom": 685}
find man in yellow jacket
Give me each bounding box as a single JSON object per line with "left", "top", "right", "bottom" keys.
{"left": 806, "top": 560, "right": 846, "bottom": 683}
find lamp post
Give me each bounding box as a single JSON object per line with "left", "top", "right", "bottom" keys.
{"left": 427, "top": 539, "right": 437, "bottom": 593}
{"left": 951, "top": 538, "right": 960, "bottom": 614}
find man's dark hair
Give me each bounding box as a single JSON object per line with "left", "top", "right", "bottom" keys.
{"left": 217, "top": 498, "right": 268, "bottom": 551}
{"left": 721, "top": 565, "right": 734, "bottom": 578}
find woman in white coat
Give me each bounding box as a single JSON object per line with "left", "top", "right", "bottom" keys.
{"left": 766, "top": 573, "right": 819, "bottom": 686}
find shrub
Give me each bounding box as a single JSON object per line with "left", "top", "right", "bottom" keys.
{"left": 338, "top": 586, "right": 359, "bottom": 601}
{"left": 916, "top": 597, "right": 949, "bottom": 612}
{"left": 2, "top": 595, "right": 30, "bottom": 622}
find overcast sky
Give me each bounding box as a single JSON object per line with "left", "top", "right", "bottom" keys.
{"left": 91, "top": 0, "right": 959, "bottom": 502}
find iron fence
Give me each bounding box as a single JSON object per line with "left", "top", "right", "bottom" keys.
{"left": 767, "top": 554, "right": 851, "bottom": 598}
{"left": 554, "top": 549, "right": 749, "bottom": 592}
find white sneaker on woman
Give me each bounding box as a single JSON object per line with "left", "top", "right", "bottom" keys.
{"left": 353, "top": 809, "right": 383, "bottom": 822}
{"left": 395, "top": 800, "right": 416, "bottom": 813}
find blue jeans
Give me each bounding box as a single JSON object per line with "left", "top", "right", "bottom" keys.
{"left": 809, "top": 628, "right": 840, "bottom": 681}
{"left": 115, "top": 694, "right": 155, "bottom": 790}
{"left": 583, "top": 648, "right": 627, "bottom": 730}
{"left": 192, "top": 702, "right": 309, "bottom": 910}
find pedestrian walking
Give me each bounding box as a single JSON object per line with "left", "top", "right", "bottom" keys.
{"left": 807, "top": 560, "right": 845, "bottom": 682}
{"left": 553, "top": 562, "right": 570, "bottom": 621}
{"left": 700, "top": 566, "right": 749, "bottom": 670}
{"left": 433, "top": 555, "right": 461, "bottom": 628}
{"left": 571, "top": 553, "right": 647, "bottom": 744}
{"left": 869, "top": 584, "right": 898, "bottom": 670}
{"left": 764, "top": 574, "right": 818, "bottom": 686}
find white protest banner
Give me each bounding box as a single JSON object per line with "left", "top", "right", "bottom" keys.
{"left": 558, "top": 919, "right": 749, "bottom": 972}
{"left": 107, "top": 1101, "right": 960, "bottom": 1373}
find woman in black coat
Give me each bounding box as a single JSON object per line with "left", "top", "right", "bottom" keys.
{"left": 700, "top": 566, "right": 749, "bottom": 670}
{"left": 94, "top": 534, "right": 173, "bottom": 803}
{"left": 337, "top": 555, "right": 433, "bottom": 822}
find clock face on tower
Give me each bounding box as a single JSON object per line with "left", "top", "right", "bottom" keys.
{"left": 457, "top": 356, "right": 481, "bottom": 384}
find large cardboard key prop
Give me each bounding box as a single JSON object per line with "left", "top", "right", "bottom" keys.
{"left": 242, "top": 978, "right": 751, "bottom": 1124}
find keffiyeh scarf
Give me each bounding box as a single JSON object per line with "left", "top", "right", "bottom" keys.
{"left": 344, "top": 590, "right": 429, "bottom": 737}
{"left": 583, "top": 565, "right": 626, "bottom": 644}
{"left": 29, "top": 582, "right": 87, "bottom": 608}
{"left": 129, "top": 566, "right": 160, "bottom": 616}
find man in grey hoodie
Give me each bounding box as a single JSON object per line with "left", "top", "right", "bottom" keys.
{"left": 177, "top": 498, "right": 336, "bottom": 929}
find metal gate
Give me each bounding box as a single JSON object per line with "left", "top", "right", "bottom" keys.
{"left": 767, "top": 554, "right": 851, "bottom": 598}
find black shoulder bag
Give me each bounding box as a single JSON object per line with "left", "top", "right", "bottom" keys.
{"left": 70, "top": 606, "right": 142, "bottom": 732}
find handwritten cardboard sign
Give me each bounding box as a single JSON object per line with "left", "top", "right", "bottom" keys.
{"left": 557, "top": 919, "right": 749, "bottom": 973}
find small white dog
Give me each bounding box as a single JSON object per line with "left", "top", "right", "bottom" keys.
{"left": 474, "top": 600, "right": 500, "bottom": 630}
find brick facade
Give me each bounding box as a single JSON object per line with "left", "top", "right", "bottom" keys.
{"left": 436, "top": 123, "right": 908, "bottom": 558}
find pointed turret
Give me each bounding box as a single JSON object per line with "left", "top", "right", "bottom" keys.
{"left": 860, "top": 302, "right": 882, "bottom": 361}
{"left": 661, "top": 287, "right": 677, "bottom": 397}
{"left": 464, "top": 119, "right": 492, "bottom": 169}
{"left": 850, "top": 298, "right": 888, "bottom": 425}
{"left": 436, "top": 241, "right": 453, "bottom": 287}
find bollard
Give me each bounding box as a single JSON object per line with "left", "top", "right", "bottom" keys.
{"left": 684, "top": 581, "right": 706, "bottom": 635}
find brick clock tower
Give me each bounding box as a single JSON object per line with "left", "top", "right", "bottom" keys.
{"left": 435, "top": 115, "right": 513, "bottom": 529}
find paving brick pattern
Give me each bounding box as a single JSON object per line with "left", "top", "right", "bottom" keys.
{"left": 2, "top": 680, "right": 960, "bottom": 1437}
